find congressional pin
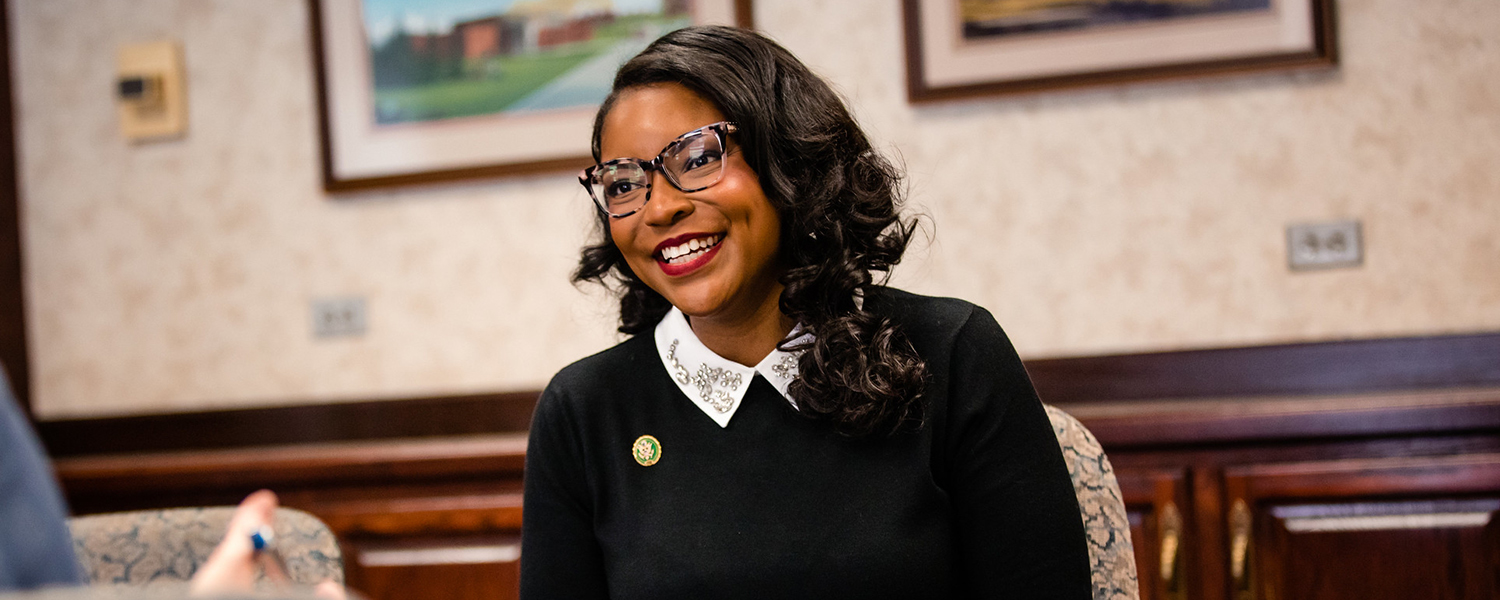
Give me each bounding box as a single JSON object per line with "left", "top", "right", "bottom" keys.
{"left": 632, "top": 435, "right": 662, "bottom": 466}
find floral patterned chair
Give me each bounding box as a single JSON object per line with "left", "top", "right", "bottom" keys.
{"left": 68, "top": 506, "right": 342, "bottom": 591}
{"left": 1045, "top": 404, "right": 1140, "bottom": 600}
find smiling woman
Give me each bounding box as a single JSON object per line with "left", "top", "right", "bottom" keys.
{"left": 597, "top": 85, "right": 786, "bottom": 366}
{"left": 522, "top": 26, "right": 1092, "bottom": 599}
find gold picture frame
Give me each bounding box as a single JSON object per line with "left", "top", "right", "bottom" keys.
{"left": 310, "top": 0, "right": 755, "bottom": 191}
{"left": 903, "top": 0, "right": 1336, "bottom": 102}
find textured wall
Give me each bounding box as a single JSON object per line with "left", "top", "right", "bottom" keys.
{"left": 13, "top": 0, "right": 1499, "bottom": 418}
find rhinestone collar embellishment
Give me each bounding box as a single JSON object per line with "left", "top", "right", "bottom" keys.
{"left": 667, "top": 339, "right": 743, "bottom": 413}
{"left": 771, "top": 353, "right": 799, "bottom": 381}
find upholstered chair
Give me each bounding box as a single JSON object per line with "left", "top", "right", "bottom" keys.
{"left": 1045, "top": 404, "right": 1140, "bottom": 600}
{"left": 69, "top": 506, "right": 343, "bottom": 591}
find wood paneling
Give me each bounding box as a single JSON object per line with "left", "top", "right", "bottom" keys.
{"left": 39, "top": 332, "right": 1500, "bottom": 600}
{"left": 1116, "top": 467, "right": 1190, "bottom": 600}
{"left": 1226, "top": 456, "right": 1500, "bottom": 600}
{"left": 1226, "top": 453, "right": 1500, "bottom": 502}
{"left": 52, "top": 399, "right": 1500, "bottom": 600}
{"left": 348, "top": 545, "right": 520, "bottom": 600}
{"left": 38, "top": 391, "right": 540, "bottom": 456}
{"left": 56, "top": 434, "right": 530, "bottom": 600}
{"left": 54, "top": 433, "right": 526, "bottom": 515}
{"left": 1058, "top": 388, "right": 1500, "bottom": 449}
{"left": 36, "top": 332, "right": 1500, "bottom": 458}
{"left": 1259, "top": 511, "right": 1497, "bottom": 600}
{"left": 1025, "top": 333, "right": 1500, "bottom": 404}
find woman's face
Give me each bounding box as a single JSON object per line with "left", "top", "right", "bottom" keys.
{"left": 599, "top": 83, "right": 784, "bottom": 326}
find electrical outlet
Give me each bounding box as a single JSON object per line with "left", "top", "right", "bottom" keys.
{"left": 1287, "top": 220, "right": 1362, "bottom": 270}
{"left": 312, "top": 297, "right": 366, "bottom": 338}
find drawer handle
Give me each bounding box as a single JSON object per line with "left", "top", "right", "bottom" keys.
{"left": 1229, "top": 499, "right": 1252, "bottom": 586}
{"left": 1159, "top": 501, "right": 1182, "bottom": 587}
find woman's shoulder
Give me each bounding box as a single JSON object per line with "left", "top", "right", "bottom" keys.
{"left": 545, "top": 334, "right": 658, "bottom": 399}
{"left": 866, "top": 287, "right": 998, "bottom": 346}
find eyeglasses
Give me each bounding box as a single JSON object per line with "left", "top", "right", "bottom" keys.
{"left": 580, "top": 121, "right": 738, "bottom": 218}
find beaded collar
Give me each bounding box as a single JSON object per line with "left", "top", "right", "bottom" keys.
{"left": 653, "top": 307, "right": 808, "bottom": 428}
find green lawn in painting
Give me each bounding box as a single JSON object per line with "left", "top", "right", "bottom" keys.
{"left": 373, "top": 46, "right": 599, "bottom": 122}
{"left": 370, "top": 14, "right": 690, "bottom": 124}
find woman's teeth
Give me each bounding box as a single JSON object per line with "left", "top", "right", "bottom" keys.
{"left": 660, "top": 235, "right": 721, "bottom": 264}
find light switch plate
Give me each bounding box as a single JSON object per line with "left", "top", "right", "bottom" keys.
{"left": 1287, "top": 220, "right": 1362, "bottom": 270}
{"left": 117, "top": 41, "right": 186, "bottom": 141}
{"left": 312, "top": 297, "right": 367, "bottom": 338}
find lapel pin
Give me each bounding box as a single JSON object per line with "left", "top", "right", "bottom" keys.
{"left": 632, "top": 435, "right": 662, "bottom": 466}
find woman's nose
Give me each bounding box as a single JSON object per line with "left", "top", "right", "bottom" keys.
{"left": 641, "top": 173, "right": 694, "bottom": 226}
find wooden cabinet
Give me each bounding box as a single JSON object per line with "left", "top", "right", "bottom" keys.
{"left": 1117, "top": 467, "right": 1191, "bottom": 600}
{"left": 54, "top": 392, "right": 1500, "bottom": 600}
{"left": 47, "top": 332, "right": 1500, "bottom": 600}
{"left": 57, "top": 435, "right": 530, "bottom": 600}
{"left": 1112, "top": 454, "right": 1500, "bottom": 600}
{"left": 1083, "top": 389, "right": 1500, "bottom": 600}
{"left": 296, "top": 489, "right": 524, "bottom": 600}
{"left": 1225, "top": 453, "right": 1500, "bottom": 600}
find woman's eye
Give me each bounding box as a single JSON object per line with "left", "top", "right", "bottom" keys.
{"left": 681, "top": 150, "right": 722, "bottom": 171}
{"left": 605, "top": 180, "right": 642, "bottom": 198}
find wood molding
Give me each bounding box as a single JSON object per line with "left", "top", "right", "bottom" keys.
{"left": 1225, "top": 452, "right": 1500, "bottom": 500}
{"left": 38, "top": 391, "right": 540, "bottom": 457}
{"left": 1060, "top": 387, "right": 1500, "bottom": 448}
{"left": 305, "top": 491, "right": 524, "bottom": 538}
{"left": 734, "top": 0, "right": 755, "bottom": 30}
{"left": 0, "top": 0, "right": 30, "bottom": 414}
{"left": 54, "top": 433, "right": 527, "bottom": 496}
{"left": 54, "top": 433, "right": 528, "bottom": 516}
{"left": 36, "top": 331, "right": 1500, "bottom": 458}
{"left": 1025, "top": 332, "right": 1500, "bottom": 404}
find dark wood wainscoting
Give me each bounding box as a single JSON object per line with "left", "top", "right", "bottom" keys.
{"left": 37, "top": 331, "right": 1500, "bottom": 457}
{"left": 44, "top": 331, "right": 1500, "bottom": 600}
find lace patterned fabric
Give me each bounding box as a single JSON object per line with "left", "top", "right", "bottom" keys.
{"left": 1045, "top": 404, "right": 1140, "bottom": 600}
{"left": 68, "top": 507, "right": 343, "bottom": 591}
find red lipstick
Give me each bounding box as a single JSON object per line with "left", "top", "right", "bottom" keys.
{"left": 655, "top": 233, "right": 723, "bottom": 277}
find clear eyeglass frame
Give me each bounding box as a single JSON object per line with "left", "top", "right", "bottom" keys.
{"left": 579, "top": 121, "right": 739, "bottom": 218}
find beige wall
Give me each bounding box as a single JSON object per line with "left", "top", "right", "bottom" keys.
{"left": 13, "top": 0, "right": 1499, "bottom": 419}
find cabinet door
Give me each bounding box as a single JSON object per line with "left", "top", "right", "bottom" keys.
{"left": 346, "top": 534, "right": 521, "bottom": 600}
{"left": 1224, "top": 453, "right": 1500, "bottom": 600}
{"left": 293, "top": 490, "right": 525, "bottom": 600}
{"left": 1117, "top": 467, "right": 1191, "bottom": 600}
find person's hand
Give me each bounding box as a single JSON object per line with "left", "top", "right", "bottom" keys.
{"left": 188, "top": 489, "right": 347, "bottom": 599}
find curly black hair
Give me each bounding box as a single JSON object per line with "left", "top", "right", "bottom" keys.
{"left": 573, "top": 26, "right": 927, "bottom": 437}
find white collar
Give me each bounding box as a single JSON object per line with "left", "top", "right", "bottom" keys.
{"left": 653, "top": 307, "right": 809, "bottom": 428}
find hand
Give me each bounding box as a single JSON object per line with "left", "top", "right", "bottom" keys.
{"left": 188, "top": 489, "right": 347, "bottom": 599}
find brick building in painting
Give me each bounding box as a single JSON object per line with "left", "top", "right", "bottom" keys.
{"left": 400, "top": 0, "right": 684, "bottom": 71}
{"left": 452, "top": 16, "right": 524, "bottom": 61}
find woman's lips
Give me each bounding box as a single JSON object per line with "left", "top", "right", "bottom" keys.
{"left": 656, "top": 234, "right": 723, "bottom": 277}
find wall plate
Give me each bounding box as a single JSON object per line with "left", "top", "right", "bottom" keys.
{"left": 312, "top": 297, "right": 367, "bottom": 338}
{"left": 117, "top": 41, "right": 186, "bottom": 141}
{"left": 1287, "top": 220, "right": 1362, "bottom": 270}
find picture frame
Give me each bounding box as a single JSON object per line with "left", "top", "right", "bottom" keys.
{"left": 902, "top": 0, "right": 1336, "bottom": 103}
{"left": 309, "top": 0, "right": 755, "bottom": 191}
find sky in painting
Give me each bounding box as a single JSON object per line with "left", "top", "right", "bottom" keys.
{"left": 363, "top": 0, "right": 667, "bottom": 44}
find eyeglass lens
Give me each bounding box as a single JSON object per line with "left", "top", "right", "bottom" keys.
{"left": 589, "top": 126, "right": 727, "bottom": 216}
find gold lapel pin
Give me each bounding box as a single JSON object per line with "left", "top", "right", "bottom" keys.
{"left": 632, "top": 435, "right": 662, "bottom": 466}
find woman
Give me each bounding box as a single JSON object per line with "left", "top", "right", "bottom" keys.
{"left": 522, "top": 26, "right": 1090, "bottom": 599}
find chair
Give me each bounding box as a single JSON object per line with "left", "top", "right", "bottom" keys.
{"left": 69, "top": 506, "right": 343, "bottom": 591}
{"left": 1045, "top": 404, "right": 1140, "bottom": 600}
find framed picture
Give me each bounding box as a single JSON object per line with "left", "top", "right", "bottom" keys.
{"left": 902, "top": 0, "right": 1336, "bottom": 102}
{"left": 310, "top": 0, "right": 755, "bottom": 191}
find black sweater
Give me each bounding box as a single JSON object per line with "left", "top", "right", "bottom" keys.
{"left": 521, "top": 289, "right": 1091, "bottom": 599}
